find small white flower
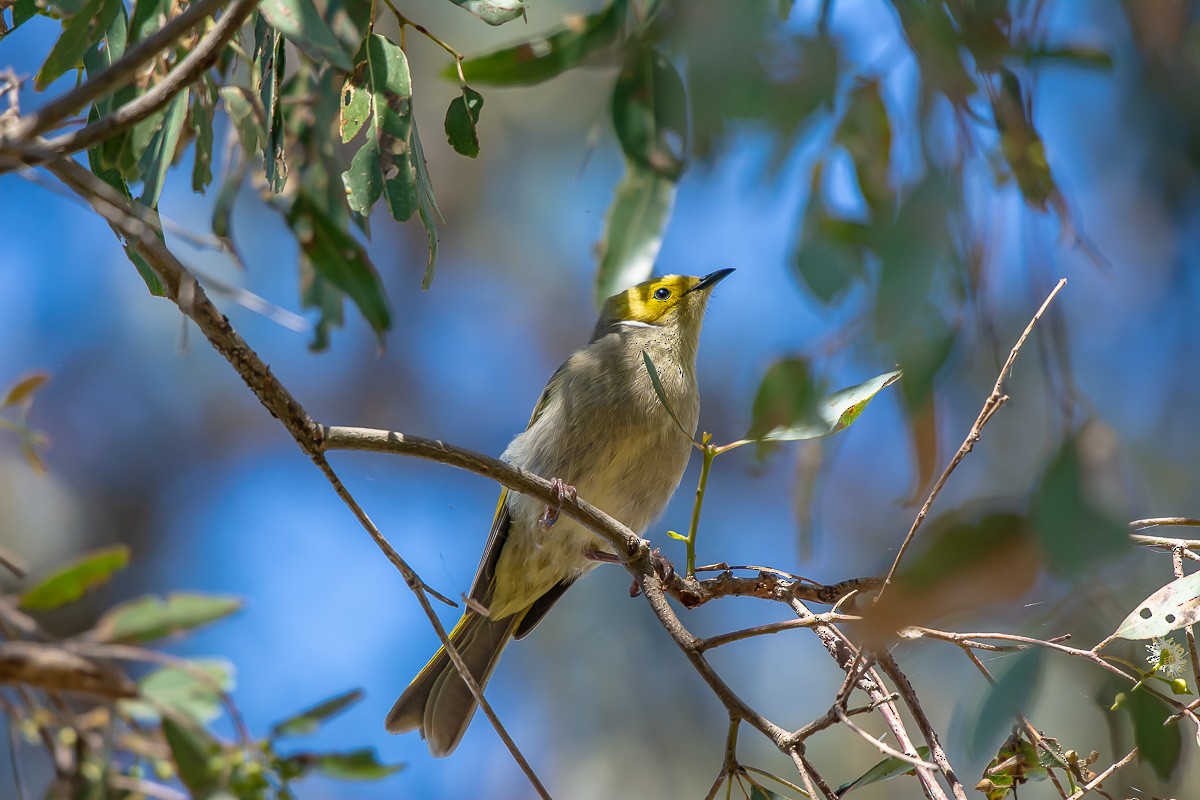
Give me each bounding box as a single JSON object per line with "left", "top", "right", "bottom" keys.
{"left": 1146, "top": 636, "right": 1188, "bottom": 678}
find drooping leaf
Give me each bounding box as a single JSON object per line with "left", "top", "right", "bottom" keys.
{"left": 139, "top": 87, "right": 189, "bottom": 208}
{"left": 161, "top": 715, "right": 221, "bottom": 794}
{"left": 34, "top": 0, "right": 119, "bottom": 90}
{"left": 892, "top": 0, "right": 976, "bottom": 107}
{"left": 288, "top": 192, "right": 391, "bottom": 339}
{"left": 448, "top": 0, "right": 524, "bottom": 26}
{"left": 990, "top": 68, "right": 1061, "bottom": 214}
{"left": 343, "top": 33, "right": 416, "bottom": 220}
{"left": 595, "top": 162, "right": 676, "bottom": 306}
{"left": 311, "top": 748, "right": 404, "bottom": 781}
{"left": 255, "top": 17, "right": 288, "bottom": 192}
{"left": 2, "top": 372, "right": 50, "bottom": 407}
{"left": 87, "top": 592, "right": 244, "bottom": 643}
{"left": 753, "top": 369, "right": 902, "bottom": 442}
{"left": 1115, "top": 570, "right": 1200, "bottom": 641}
{"left": 191, "top": 75, "right": 217, "bottom": 192}
{"left": 444, "top": 86, "right": 484, "bottom": 158}
{"left": 271, "top": 689, "right": 364, "bottom": 738}
{"left": 20, "top": 545, "right": 130, "bottom": 610}
{"left": 836, "top": 77, "right": 892, "bottom": 214}
{"left": 641, "top": 351, "right": 694, "bottom": 442}
{"left": 874, "top": 173, "right": 951, "bottom": 338}
{"left": 221, "top": 86, "right": 266, "bottom": 155}
{"left": 339, "top": 60, "right": 370, "bottom": 143}
{"left": 409, "top": 120, "right": 442, "bottom": 288}
{"left": 611, "top": 46, "right": 688, "bottom": 180}
{"left": 260, "top": 0, "right": 353, "bottom": 70}
{"left": 456, "top": 1, "right": 624, "bottom": 86}
{"left": 123, "top": 658, "right": 234, "bottom": 724}
{"left": 837, "top": 746, "right": 931, "bottom": 795}
{"left": 1030, "top": 428, "right": 1129, "bottom": 576}
{"left": 969, "top": 649, "right": 1043, "bottom": 761}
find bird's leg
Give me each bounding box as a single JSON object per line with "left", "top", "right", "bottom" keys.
{"left": 539, "top": 477, "right": 577, "bottom": 529}
{"left": 584, "top": 548, "right": 621, "bottom": 563}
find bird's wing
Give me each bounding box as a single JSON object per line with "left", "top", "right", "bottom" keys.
{"left": 466, "top": 363, "right": 567, "bottom": 604}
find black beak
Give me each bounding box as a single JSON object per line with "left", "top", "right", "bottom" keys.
{"left": 690, "top": 268, "right": 735, "bottom": 293}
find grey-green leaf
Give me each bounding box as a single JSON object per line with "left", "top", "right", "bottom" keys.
{"left": 34, "top": 0, "right": 118, "bottom": 90}
{"left": 139, "top": 87, "right": 189, "bottom": 208}
{"left": 87, "top": 592, "right": 244, "bottom": 643}
{"left": 754, "top": 369, "right": 902, "bottom": 442}
{"left": 122, "top": 658, "right": 234, "bottom": 724}
{"left": 449, "top": 0, "right": 525, "bottom": 25}
{"left": 611, "top": 47, "right": 688, "bottom": 180}
{"left": 313, "top": 748, "right": 404, "bottom": 781}
{"left": 969, "top": 648, "right": 1043, "bottom": 761}
{"left": 837, "top": 747, "right": 931, "bottom": 795}
{"left": 595, "top": 161, "right": 676, "bottom": 306}
{"left": 260, "top": 0, "right": 353, "bottom": 70}
{"left": 1115, "top": 570, "right": 1200, "bottom": 641}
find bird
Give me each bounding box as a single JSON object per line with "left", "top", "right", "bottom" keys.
{"left": 386, "top": 269, "right": 734, "bottom": 756}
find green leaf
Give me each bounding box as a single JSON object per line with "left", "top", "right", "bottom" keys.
{"left": 221, "top": 86, "right": 266, "bottom": 155}
{"left": 1030, "top": 428, "right": 1129, "bottom": 577}
{"left": 873, "top": 173, "right": 951, "bottom": 338}
{"left": 255, "top": 17, "right": 288, "bottom": 193}
{"left": 0, "top": 0, "right": 43, "bottom": 38}
{"left": 991, "top": 68, "right": 1061, "bottom": 213}
{"left": 836, "top": 746, "right": 930, "bottom": 795}
{"left": 20, "top": 545, "right": 130, "bottom": 610}
{"left": 123, "top": 658, "right": 234, "bottom": 724}
{"left": 34, "top": 0, "right": 119, "bottom": 90}
{"left": 161, "top": 715, "right": 220, "bottom": 794}
{"left": 288, "top": 192, "right": 391, "bottom": 339}
{"left": 312, "top": 748, "right": 404, "bottom": 781}
{"left": 594, "top": 161, "right": 676, "bottom": 306}
{"left": 128, "top": 0, "right": 167, "bottom": 43}
{"left": 792, "top": 163, "right": 869, "bottom": 305}
{"left": 747, "top": 357, "right": 820, "bottom": 441}
{"left": 457, "top": 1, "right": 624, "bottom": 86}
{"left": 1125, "top": 683, "right": 1183, "bottom": 779}
{"left": 836, "top": 77, "right": 892, "bottom": 214}
{"left": 409, "top": 120, "right": 441, "bottom": 289}
{"left": 88, "top": 592, "right": 243, "bottom": 643}
{"left": 753, "top": 369, "right": 902, "bottom": 442}
{"left": 339, "top": 60, "right": 370, "bottom": 143}
{"left": 191, "top": 76, "right": 217, "bottom": 192}
{"left": 1114, "top": 571, "right": 1200, "bottom": 641}
{"left": 448, "top": 0, "right": 525, "bottom": 26}
{"left": 641, "top": 351, "right": 694, "bottom": 443}
{"left": 260, "top": 0, "right": 353, "bottom": 71}
{"left": 271, "top": 688, "right": 364, "bottom": 738}
{"left": 444, "top": 86, "right": 484, "bottom": 158}
{"left": 342, "top": 33, "right": 415, "bottom": 220}
{"left": 969, "top": 649, "right": 1043, "bottom": 761}
{"left": 139, "top": 87, "right": 189, "bottom": 208}
{"left": 747, "top": 786, "right": 785, "bottom": 800}
{"left": 611, "top": 47, "right": 688, "bottom": 180}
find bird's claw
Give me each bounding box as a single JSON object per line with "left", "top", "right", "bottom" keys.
{"left": 539, "top": 477, "right": 577, "bottom": 529}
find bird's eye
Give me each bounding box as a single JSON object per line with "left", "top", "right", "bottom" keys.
{"left": 653, "top": 287, "right": 671, "bottom": 300}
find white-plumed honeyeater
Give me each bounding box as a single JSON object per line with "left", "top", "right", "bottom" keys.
{"left": 386, "top": 269, "right": 734, "bottom": 756}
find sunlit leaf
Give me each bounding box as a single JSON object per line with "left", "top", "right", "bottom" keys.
{"left": 88, "top": 592, "right": 243, "bottom": 643}
{"left": 753, "top": 369, "right": 902, "bottom": 442}
{"left": 595, "top": 162, "right": 676, "bottom": 306}
{"left": 1115, "top": 571, "right": 1200, "bottom": 640}
{"left": 34, "top": 0, "right": 119, "bottom": 90}
{"left": 272, "top": 689, "right": 364, "bottom": 738}
{"left": 448, "top": 0, "right": 524, "bottom": 25}
{"left": 612, "top": 46, "right": 688, "bottom": 180}
{"left": 260, "top": 0, "right": 352, "bottom": 70}
{"left": 2, "top": 372, "right": 50, "bottom": 407}
{"left": 123, "top": 658, "right": 234, "bottom": 724}
{"left": 444, "top": 85, "right": 484, "bottom": 158}
{"left": 837, "top": 746, "right": 930, "bottom": 795}
{"left": 139, "top": 87, "right": 189, "bottom": 208}
{"left": 288, "top": 192, "right": 391, "bottom": 339}
{"left": 970, "top": 649, "right": 1043, "bottom": 761}
{"left": 20, "top": 545, "right": 129, "bottom": 610}
{"left": 1030, "top": 428, "right": 1129, "bottom": 576}
{"left": 457, "top": 1, "right": 624, "bottom": 86}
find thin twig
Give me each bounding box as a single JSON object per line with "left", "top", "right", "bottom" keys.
{"left": 833, "top": 706, "right": 939, "bottom": 770}
{"left": 1172, "top": 548, "right": 1200, "bottom": 698}
{"left": 877, "top": 278, "right": 1067, "bottom": 601}
{"left": 1065, "top": 748, "right": 1137, "bottom": 800}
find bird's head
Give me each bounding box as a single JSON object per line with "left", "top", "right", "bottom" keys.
{"left": 596, "top": 269, "right": 734, "bottom": 336}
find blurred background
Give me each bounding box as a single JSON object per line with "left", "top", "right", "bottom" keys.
{"left": 4, "top": 0, "right": 1200, "bottom": 797}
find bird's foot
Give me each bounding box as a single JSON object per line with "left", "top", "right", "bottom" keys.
{"left": 584, "top": 548, "right": 621, "bottom": 564}
{"left": 539, "top": 477, "right": 577, "bottom": 529}
{"left": 629, "top": 548, "right": 677, "bottom": 598}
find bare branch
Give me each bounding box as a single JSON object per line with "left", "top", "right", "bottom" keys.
{"left": 1065, "top": 748, "right": 1137, "bottom": 800}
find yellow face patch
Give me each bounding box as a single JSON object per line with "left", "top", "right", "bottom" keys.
{"left": 605, "top": 275, "right": 701, "bottom": 325}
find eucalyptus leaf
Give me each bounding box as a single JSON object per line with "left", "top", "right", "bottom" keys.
{"left": 87, "top": 592, "right": 243, "bottom": 643}
{"left": 139, "top": 88, "right": 189, "bottom": 208}
{"left": 122, "top": 658, "right": 233, "bottom": 724}
{"left": 191, "top": 76, "right": 217, "bottom": 192}
{"left": 260, "top": 0, "right": 353, "bottom": 70}
{"left": 444, "top": 86, "right": 484, "bottom": 158}
{"left": 34, "top": 0, "right": 118, "bottom": 90}
{"left": 1115, "top": 571, "right": 1200, "bottom": 641}
{"left": 969, "top": 649, "right": 1043, "bottom": 761}
{"left": 272, "top": 689, "right": 364, "bottom": 738}
{"left": 448, "top": 0, "right": 525, "bottom": 26}
{"left": 161, "top": 715, "right": 220, "bottom": 794}
{"left": 20, "top": 545, "right": 130, "bottom": 611}
{"left": 611, "top": 46, "right": 688, "bottom": 180}
{"left": 753, "top": 369, "right": 901, "bottom": 442}
{"left": 312, "top": 748, "right": 404, "bottom": 781}
{"left": 457, "top": 1, "right": 624, "bottom": 86}
{"left": 595, "top": 162, "right": 676, "bottom": 307}
{"left": 837, "top": 746, "right": 930, "bottom": 795}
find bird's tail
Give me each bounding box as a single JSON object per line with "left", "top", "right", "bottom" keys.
{"left": 385, "top": 610, "right": 522, "bottom": 757}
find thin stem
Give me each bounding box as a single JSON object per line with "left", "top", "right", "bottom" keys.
{"left": 1064, "top": 748, "right": 1137, "bottom": 800}
{"left": 685, "top": 443, "right": 717, "bottom": 577}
